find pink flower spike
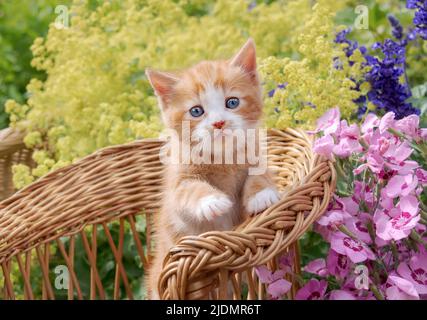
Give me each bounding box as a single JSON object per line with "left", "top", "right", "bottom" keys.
{"left": 345, "top": 215, "right": 372, "bottom": 244}
{"left": 339, "top": 120, "right": 360, "bottom": 139}
{"left": 315, "top": 107, "right": 341, "bottom": 136}
{"left": 295, "top": 279, "right": 327, "bottom": 300}
{"left": 383, "top": 140, "right": 413, "bottom": 163}
{"left": 415, "top": 168, "right": 427, "bottom": 186}
{"left": 332, "top": 137, "right": 362, "bottom": 158}
{"left": 255, "top": 265, "right": 273, "bottom": 284}
{"left": 255, "top": 264, "right": 292, "bottom": 299}
{"left": 379, "top": 112, "right": 395, "bottom": 134}
{"left": 399, "top": 194, "right": 419, "bottom": 215}
{"left": 326, "top": 249, "right": 350, "bottom": 278}
{"left": 397, "top": 253, "right": 427, "bottom": 295}
{"left": 330, "top": 232, "right": 375, "bottom": 263}
{"left": 375, "top": 196, "right": 420, "bottom": 241}
{"left": 384, "top": 174, "right": 418, "bottom": 198}
{"left": 313, "top": 135, "right": 335, "bottom": 160}
{"left": 361, "top": 113, "right": 379, "bottom": 134}
{"left": 386, "top": 160, "right": 419, "bottom": 176}
{"left": 267, "top": 279, "right": 292, "bottom": 299}
{"left": 338, "top": 196, "right": 359, "bottom": 216}
{"left": 393, "top": 115, "right": 420, "bottom": 139}
{"left": 304, "top": 258, "right": 328, "bottom": 277}
{"left": 386, "top": 275, "right": 419, "bottom": 300}
{"left": 317, "top": 210, "right": 351, "bottom": 228}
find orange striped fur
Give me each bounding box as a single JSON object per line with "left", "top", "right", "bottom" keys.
{"left": 145, "top": 39, "right": 279, "bottom": 299}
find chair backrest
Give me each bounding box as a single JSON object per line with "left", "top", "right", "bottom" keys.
{"left": 0, "top": 128, "right": 33, "bottom": 201}
{"left": 0, "top": 137, "right": 165, "bottom": 299}
{"left": 0, "top": 128, "right": 335, "bottom": 300}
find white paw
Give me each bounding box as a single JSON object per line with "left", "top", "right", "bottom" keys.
{"left": 246, "top": 188, "right": 280, "bottom": 216}
{"left": 195, "top": 195, "right": 233, "bottom": 221}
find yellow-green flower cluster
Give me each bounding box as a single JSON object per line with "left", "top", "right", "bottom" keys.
{"left": 260, "top": 0, "right": 370, "bottom": 129}
{"left": 6, "top": 0, "right": 362, "bottom": 187}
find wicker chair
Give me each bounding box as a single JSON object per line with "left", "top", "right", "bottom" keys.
{"left": 0, "top": 127, "right": 335, "bottom": 300}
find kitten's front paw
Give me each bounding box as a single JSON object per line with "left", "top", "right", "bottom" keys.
{"left": 246, "top": 188, "right": 280, "bottom": 216}
{"left": 195, "top": 194, "right": 233, "bottom": 221}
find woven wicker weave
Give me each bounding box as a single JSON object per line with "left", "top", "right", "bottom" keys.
{"left": 0, "top": 128, "right": 33, "bottom": 201}
{"left": 0, "top": 127, "right": 335, "bottom": 300}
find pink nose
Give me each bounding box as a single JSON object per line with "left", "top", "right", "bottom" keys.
{"left": 212, "top": 120, "right": 225, "bottom": 129}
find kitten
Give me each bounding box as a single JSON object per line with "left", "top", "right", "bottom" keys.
{"left": 145, "top": 39, "right": 280, "bottom": 299}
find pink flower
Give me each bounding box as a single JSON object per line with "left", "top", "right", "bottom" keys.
{"left": 397, "top": 253, "right": 427, "bottom": 295}
{"left": 375, "top": 195, "right": 420, "bottom": 241}
{"left": 295, "top": 279, "right": 327, "bottom": 300}
{"left": 317, "top": 210, "right": 351, "bottom": 228}
{"left": 338, "top": 120, "right": 360, "bottom": 140}
{"left": 304, "top": 258, "right": 328, "bottom": 277}
{"left": 353, "top": 153, "right": 384, "bottom": 174}
{"left": 278, "top": 250, "right": 295, "bottom": 273}
{"left": 345, "top": 214, "right": 372, "bottom": 244}
{"left": 330, "top": 232, "right": 375, "bottom": 263}
{"left": 386, "top": 160, "right": 419, "bottom": 175}
{"left": 361, "top": 113, "right": 379, "bottom": 134}
{"left": 393, "top": 114, "right": 420, "bottom": 139}
{"left": 379, "top": 188, "right": 394, "bottom": 210}
{"left": 383, "top": 140, "right": 414, "bottom": 164}
{"left": 415, "top": 168, "right": 427, "bottom": 186}
{"left": 333, "top": 137, "right": 362, "bottom": 157}
{"left": 379, "top": 112, "right": 395, "bottom": 134}
{"left": 386, "top": 275, "right": 419, "bottom": 300}
{"left": 353, "top": 181, "right": 375, "bottom": 205}
{"left": 384, "top": 174, "right": 418, "bottom": 198}
{"left": 337, "top": 196, "right": 359, "bottom": 216}
{"left": 313, "top": 135, "right": 335, "bottom": 160}
{"left": 315, "top": 107, "right": 341, "bottom": 136}
{"left": 326, "top": 249, "right": 351, "bottom": 278}
{"left": 255, "top": 265, "right": 284, "bottom": 284}
{"left": 329, "top": 290, "right": 356, "bottom": 300}
{"left": 255, "top": 266, "right": 291, "bottom": 299}
{"left": 267, "top": 279, "right": 292, "bottom": 299}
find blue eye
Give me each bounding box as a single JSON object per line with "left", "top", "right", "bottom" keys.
{"left": 189, "top": 106, "right": 204, "bottom": 117}
{"left": 226, "top": 97, "right": 240, "bottom": 109}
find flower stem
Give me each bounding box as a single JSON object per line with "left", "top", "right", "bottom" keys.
{"left": 390, "top": 241, "right": 399, "bottom": 268}
{"left": 369, "top": 283, "right": 384, "bottom": 300}
{"left": 410, "top": 230, "right": 427, "bottom": 250}
{"left": 337, "top": 224, "right": 358, "bottom": 240}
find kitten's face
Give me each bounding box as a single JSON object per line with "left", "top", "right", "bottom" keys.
{"left": 147, "top": 39, "right": 262, "bottom": 146}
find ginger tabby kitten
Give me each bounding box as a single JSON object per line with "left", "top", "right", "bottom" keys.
{"left": 145, "top": 39, "right": 280, "bottom": 299}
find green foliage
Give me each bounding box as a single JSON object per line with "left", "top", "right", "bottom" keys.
{"left": 299, "top": 230, "right": 329, "bottom": 269}
{"left": 0, "top": 0, "right": 70, "bottom": 129}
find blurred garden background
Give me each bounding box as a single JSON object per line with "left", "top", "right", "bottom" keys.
{"left": 0, "top": 0, "right": 426, "bottom": 299}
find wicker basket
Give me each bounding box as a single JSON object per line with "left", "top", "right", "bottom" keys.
{"left": 0, "top": 127, "right": 335, "bottom": 300}
{"left": 0, "top": 128, "right": 33, "bottom": 201}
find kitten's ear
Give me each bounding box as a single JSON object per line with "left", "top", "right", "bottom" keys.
{"left": 145, "top": 69, "right": 179, "bottom": 100}
{"left": 230, "top": 38, "right": 257, "bottom": 76}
